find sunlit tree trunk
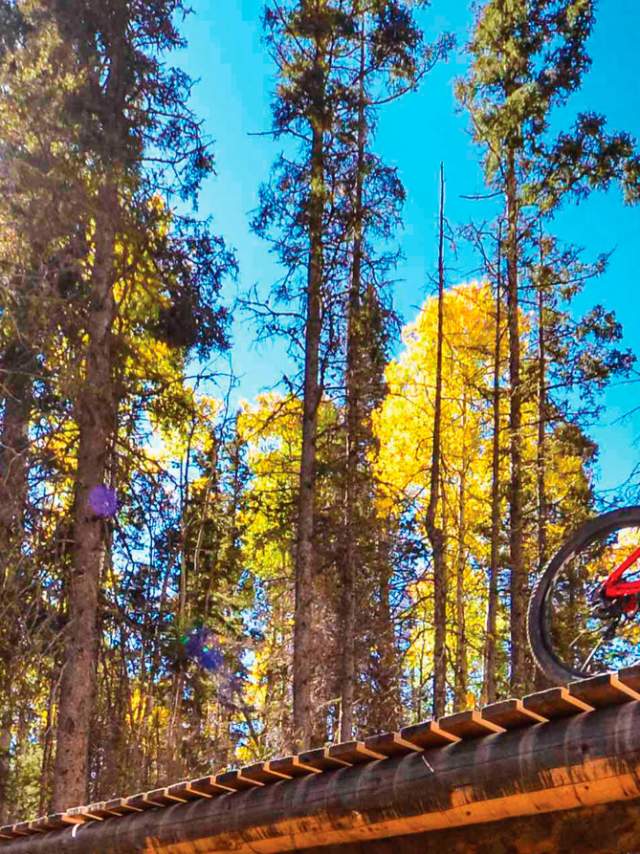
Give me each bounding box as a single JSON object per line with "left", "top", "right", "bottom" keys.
{"left": 426, "top": 164, "right": 447, "bottom": 717}
{"left": 454, "top": 395, "right": 468, "bottom": 710}
{"left": 293, "top": 79, "right": 325, "bottom": 751}
{"left": 339, "top": 12, "right": 366, "bottom": 742}
{"left": 53, "top": 184, "right": 118, "bottom": 809}
{"left": 483, "top": 238, "right": 503, "bottom": 705}
{"left": 536, "top": 241, "right": 548, "bottom": 574}
{"left": 505, "top": 149, "right": 526, "bottom": 695}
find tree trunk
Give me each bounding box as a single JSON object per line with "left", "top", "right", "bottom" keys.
{"left": 52, "top": 185, "right": 118, "bottom": 810}
{"left": 293, "top": 109, "right": 325, "bottom": 749}
{"left": 339, "top": 15, "right": 366, "bottom": 743}
{"left": 0, "top": 323, "right": 36, "bottom": 819}
{"left": 426, "top": 164, "right": 447, "bottom": 717}
{"left": 0, "top": 702, "right": 11, "bottom": 823}
{"left": 38, "top": 676, "right": 58, "bottom": 817}
{"left": 368, "top": 527, "right": 401, "bottom": 733}
{"left": 505, "top": 149, "right": 526, "bottom": 695}
{"left": 454, "top": 396, "right": 468, "bottom": 711}
{"left": 0, "top": 336, "right": 33, "bottom": 582}
{"left": 483, "top": 230, "right": 502, "bottom": 705}
{"left": 536, "top": 251, "right": 548, "bottom": 575}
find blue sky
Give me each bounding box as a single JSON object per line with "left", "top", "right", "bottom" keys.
{"left": 177, "top": 0, "right": 640, "bottom": 496}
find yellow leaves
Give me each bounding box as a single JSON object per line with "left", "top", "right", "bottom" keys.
{"left": 237, "top": 394, "right": 301, "bottom": 583}
{"left": 372, "top": 277, "right": 596, "bottom": 708}
{"left": 238, "top": 393, "right": 302, "bottom": 465}
{"left": 374, "top": 281, "right": 498, "bottom": 518}
{"left": 129, "top": 686, "right": 169, "bottom": 731}
{"left": 566, "top": 0, "right": 591, "bottom": 27}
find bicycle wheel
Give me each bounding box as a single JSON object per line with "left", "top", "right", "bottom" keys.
{"left": 528, "top": 506, "right": 640, "bottom": 685}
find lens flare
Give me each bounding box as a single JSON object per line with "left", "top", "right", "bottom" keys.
{"left": 88, "top": 484, "right": 118, "bottom": 518}
{"left": 180, "top": 626, "right": 223, "bottom": 672}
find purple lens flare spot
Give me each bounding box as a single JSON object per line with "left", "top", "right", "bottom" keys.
{"left": 88, "top": 484, "right": 118, "bottom": 518}
{"left": 180, "top": 626, "right": 224, "bottom": 672}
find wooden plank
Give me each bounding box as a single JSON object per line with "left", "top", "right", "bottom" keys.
{"left": 215, "top": 770, "right": 264, "bottom": 791}
{"left": 239, "top": 761, "right": 293, "bottom": 783}
{"left": 569, "top": 673, "right": 640, "bottom": 708}
{"left": 10, "top": 822, "right": 34, "bottom": 836}
{"left": 167, "top": 780, "right": 213, "bottom": 801}
{"left": 32, "top": 817, "right": 57, "bottom": 832}
{"left": 145, "top": 788, "right": 190, "bottom": 806}
{"left": 399, "top": 719, "right": 459, "bottom": 749}
{"left": 617, "top": 664, "right": 640, "bottom": 694}
{"left": 482, "top": 698, "right": 547, "bottom": 729}
{"left": 297, "top": 747, "right": 352, "bottom": 771}
{"left": 103, "top": 797, "right": 144, "bottom": 814}
{"left": 438, "top": 710, "right": 505, "bottom": 740}
{"left": 327, "top": 741, "right": 386, "bottom": 765}
{"left": 121, "top": 792, "right": 165, "bottom": 811}
{"left": 165, "top": 781, "right": 213, "bottom": 801}
{"left": 0, "top": 825, "right": 23, "bottom": 838}
{"left": 364, "top": 731, "right": 424, "bottom": 758}
{"left": 5, "top": 812, "right": 86, "bottom": 836}
{"left": 66, "top": 805, "right": 104, "bottom": 821}
{"left": 36, "top": 816, "right": 68, "bottom": 831}
{"left": 186, "top": 775, "right": 236, "bottom": 796}
{"left": 69, "top": 802, "right": 121, "bottom": 819}
{"left": 523, "top": 686, "right": 593, "bottom": 719}
{"left": 267, "top": 756, "right": 323, "bottom": 778}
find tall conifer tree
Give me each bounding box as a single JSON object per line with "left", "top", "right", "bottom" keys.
{"left": 458, "top": 0, "right": 639, "bottom": 692}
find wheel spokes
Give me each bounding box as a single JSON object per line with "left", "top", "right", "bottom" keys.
{"left": 580, "top": 639, "right": 603, "bottom": 671}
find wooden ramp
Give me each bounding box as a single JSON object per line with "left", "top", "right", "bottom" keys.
{"left": 3, "top": 668, "right": 640, "bottom": 852}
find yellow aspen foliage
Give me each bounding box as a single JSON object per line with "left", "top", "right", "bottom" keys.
{"left": 373, "top": 282, "right": 593, "bottom": 709}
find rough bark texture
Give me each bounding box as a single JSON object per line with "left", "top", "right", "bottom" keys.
{"left": 505, "top": 150, "right": 526, "bottom": 695}
{"left": 0, "top": 329, "right": 35, "bottom": 819}
{"left": 373, "top": 536, "right": 402, "bottom": 731}
{"left": 426, "top": 165, "right": 447, "bottom": 717}
{"left": 293, "top": 111, "right": 325, "bottom": 750}
{"left": 454, "top": 398, "right": 468, "bottom": 710}
{"left": 536, "top": 278, "right": 548, "bottom": 574}
{"left": 483, "top": 251, "right": 502, "bottom": 705}
{"left": 52, "top": 187, "right": 118, "bottom": 810}
{"left": 0, "top": 705, "right": 11, "bottom": 824}
{"left": 0, "top": 338, "right": 32, "bottom": 576}
{"left": 339, "top": 19, "right": 366, "bottom": 743}
{"left": 303, "top": 800, "right": 640, "bottom": 853}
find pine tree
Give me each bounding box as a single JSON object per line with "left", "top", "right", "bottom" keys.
{"left": 336, "top": 0, "right": 449, "bottom": 739}
{"left": 458, "top": 0, "right": 639, "bottom": 693}
{"left": 254, "top": 0, "right": 352, "bottom": 748}
{"left": 255, "top": 0, "right": 450, "bottom": 745}
{"left": 425, "top": 165, "right": 447, "bottom": 715}
{"left": 12, "top": 0, "right": 236, "bottom": 808}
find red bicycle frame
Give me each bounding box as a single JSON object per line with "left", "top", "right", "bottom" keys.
{"left": 602, "top": 545, "right": 640, "bottom": 598}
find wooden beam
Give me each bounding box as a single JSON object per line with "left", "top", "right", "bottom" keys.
{"left": 522, "top": 686, "right": 593, "bottom": 719}
{"left": 568, "top": 673, "right": 640, "bottom": 708}
{"left": 481, "top": 698, "right": 547, "bottom": 730}
{"left": 399, "top": 719, "right": 459, "bottom": 749}
{"left": 437, "top": 710, "right": 505, "bottom": 739}
{"left": 3, "top": 701, "right": 640, "bottom": 852}
{"left": 301, "top": 799, "right": 640, "bottom": 853}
